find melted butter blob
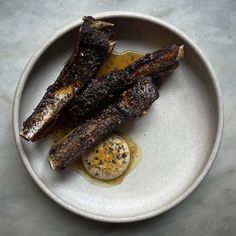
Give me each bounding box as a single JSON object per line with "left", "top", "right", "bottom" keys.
{"left": 82, "top": 134, "right": 130, "bottom": 180}
{"left": 73, "top": 133, "right": 141, "bottom": 187}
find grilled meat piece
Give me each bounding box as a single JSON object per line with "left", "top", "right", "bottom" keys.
{"left": 49, "top": 77, "right": 159, "bottom": 170}
{"left": 69, "top": 44, "right": 184, "bottom": 122}
{"left": 19, "top": 16, "right": 116, "bottom": 141}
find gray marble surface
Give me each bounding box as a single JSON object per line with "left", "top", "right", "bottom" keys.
{"left": 0, "top": 0, "right": 235, "bottom": 235}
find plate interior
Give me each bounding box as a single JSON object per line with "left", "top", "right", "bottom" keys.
{"left": 18, "top": 16, "right": 219, "bottom": 220}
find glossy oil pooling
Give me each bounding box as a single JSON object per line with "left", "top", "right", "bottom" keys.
{"left": 72, "top": 133, "right": 141, "bottom": 187}
{"left": 97, "top": 50, "right": 144, "bottom": 76}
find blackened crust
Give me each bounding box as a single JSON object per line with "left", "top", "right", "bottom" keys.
{"left": 48, "top": 77, "right": 158, "bottom": 170}
{"left": 69, "top": 44, "right": 181, "bottom": 122}
{"left": 20, "top": 16, "right": 115, "bottom": 141}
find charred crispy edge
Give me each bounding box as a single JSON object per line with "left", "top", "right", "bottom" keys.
{"left": 127, "top": 44, "right": 183, "bottom": 75}
{"left": 44, "top": 16, "right": 116, "bottom": 93}
{"left": 117, "top": 77, "right": 159, "bottom": 117}
{"left": 48, "top": 77, "right": 158, "bottom": 170}
{"left": 19, "top": 94, "right": 71, "bottom": 141}
{"left": 29, "top": 114, "right": 59, "bottom": 142}
{"left": 19, "top": 16, "right": 116, "bottom": 141}
{"left": 20, "top": 116, "right": 58, "bottom": 142}
{"left": 83, "top": 16, "right": 114, "bottom": 28}
{"left": 80, "top": 16, "right": 116, "bottom": 52}
{"left": 69, "top": 45, "right": 184, "bottom": 122}
{"left": 69, "top": 69, "right": 130, "bottom": 119}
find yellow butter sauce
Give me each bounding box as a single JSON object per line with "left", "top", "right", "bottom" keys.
{"left": 97, "top": 50, "right": 144, "bottom": 76}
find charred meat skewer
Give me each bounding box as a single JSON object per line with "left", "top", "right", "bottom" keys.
{"left": 49, "top": 77, "right": 159, "bottom": 170}
{"left": 69, "top": 44, "right": 184, "bottom": 123}
{"left": 19, "top": 16, "right": 116, "bottom": 141}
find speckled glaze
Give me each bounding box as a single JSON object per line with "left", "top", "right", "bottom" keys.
{"left": 13, "top": 12, "right": 223, "bottom": 222}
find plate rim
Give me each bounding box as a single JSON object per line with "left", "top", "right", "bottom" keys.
{"left": 12, "top": 11, "right": 224, "bottom": 222}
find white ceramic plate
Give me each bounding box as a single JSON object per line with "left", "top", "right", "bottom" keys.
{"left": 13, "top": 12, "right": 223, "bottom": 222}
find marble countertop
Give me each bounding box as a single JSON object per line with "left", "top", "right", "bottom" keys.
{"left": 0, "top": 0, "right": 235, "bottom": 235}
